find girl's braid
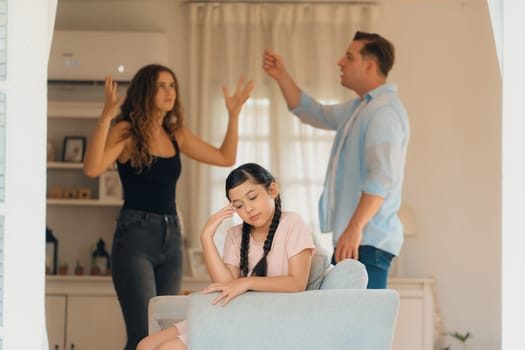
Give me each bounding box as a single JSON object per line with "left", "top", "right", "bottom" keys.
{"left": 240, "top": 222, "right": 251, "bottom": 277}
{"left": 251, "top": 196, "right": 282, "bottom": 277}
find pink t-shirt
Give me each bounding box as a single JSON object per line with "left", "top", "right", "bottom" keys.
{"left": 222, "top": 211, "right": 315, "bottom": 276}
{"left": 173, "top": 211, "right": 315, "bottom": 344}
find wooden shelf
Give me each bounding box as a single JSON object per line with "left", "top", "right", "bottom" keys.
{"left": 47, "top": 198, "right": 123, "bottom": 207}
{"left": 48, "top": 101, "right": 103, "bottom": 119}
{"left": 47, "top": 161, "right": 84, "bottom": 169}
{"left": 47, "top": 161, "right": 116, "bottom": 170}
{"left": 46, "top": 275, "right": 209, "bottom": 295}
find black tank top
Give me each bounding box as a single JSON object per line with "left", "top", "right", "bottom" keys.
{"left": 117, "top": 140, "right": 181, "bottom": 214}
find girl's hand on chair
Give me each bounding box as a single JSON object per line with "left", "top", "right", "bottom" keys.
{"left": 200, "top": 205, "right": 235, "bottom": 241}
{"left": 203, "top": 278, "right": 250, "bottom": 306}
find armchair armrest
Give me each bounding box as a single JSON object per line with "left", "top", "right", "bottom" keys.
{"left": 148, "top": 295, "right": 190, "bottom": 334}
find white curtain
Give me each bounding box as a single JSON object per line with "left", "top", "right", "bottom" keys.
{"left": 186, "top": 2, "right": 377, "bottom": 248}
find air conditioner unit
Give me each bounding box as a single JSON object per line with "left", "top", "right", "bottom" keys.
{"left": 48, "top": 30, "right": 169, "bottom": 83}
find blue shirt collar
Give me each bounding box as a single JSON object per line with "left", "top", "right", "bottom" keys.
{"left": 364, "top": 83, "right": 398, "bottom": 101}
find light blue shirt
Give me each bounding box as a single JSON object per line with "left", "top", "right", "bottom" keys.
{"left": 291, "top": 83, "right": 410, "bottom": 255}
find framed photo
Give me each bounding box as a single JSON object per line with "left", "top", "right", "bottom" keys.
{"left": 47, "top": 139, "right": 56, "bottom": 161}
{"left": 99, "top": 171, "right": 123, "bottom": 201}
{"left": 62, "top": 136, "right": 86, "bottom": 162}
{"left": 188, "top": 248, "right": 208, "bottom": 279}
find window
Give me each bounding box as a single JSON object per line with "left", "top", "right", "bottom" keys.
{"left": 208, "top": 97, "right": 337, "bottom": 251}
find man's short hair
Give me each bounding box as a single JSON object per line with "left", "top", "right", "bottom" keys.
{"left": 353, "top": 31, "right": 395, "bottom": 77}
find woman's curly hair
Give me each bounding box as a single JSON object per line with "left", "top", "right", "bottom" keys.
{"left": 115, "top": 64, "right": 184, "bottom": 173}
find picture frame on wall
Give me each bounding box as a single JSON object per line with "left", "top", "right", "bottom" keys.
{"left": 62, "top": 136, "right": 86, "bottom": 162}
{"left": 47, "top": 139, "right": 56, "bottom": 162}
{"left": 188, "top": 248, "right": 208, "bottom": 279}
{"left": 99, "top": 171, "right": 123, "bottom": 201}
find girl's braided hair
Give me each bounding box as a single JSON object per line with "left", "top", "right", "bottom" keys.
{"left": 225, "top": 163, "right": 281, "bottom": 277}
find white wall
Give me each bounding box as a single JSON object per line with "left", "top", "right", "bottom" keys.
{"left": 54, "top": 0, "right": 502, "bottom": 348}
{"left": 375, "top": 0, "right": 501, "bottom": 348}
{"left": 501, "top": 2, "right": 525, "bottom": 348}
{"left": 6, "top": 0, "right": 56, "bottom": 348}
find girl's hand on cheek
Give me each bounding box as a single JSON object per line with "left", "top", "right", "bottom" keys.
{"left": 200, "top": 205, "right": 235, "bottom": 240}
{"left": 203, "top": 278, "right": 250, "bottom": 306}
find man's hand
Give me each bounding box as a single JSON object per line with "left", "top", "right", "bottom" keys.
{"left": 262, "top": 49, "right": 287, "bottom": 81}
{"left": 334, "top": 226, "right": 363, "bottom": 262}
{"left": 262, "top": 49, "right": 301, "bottom": 109}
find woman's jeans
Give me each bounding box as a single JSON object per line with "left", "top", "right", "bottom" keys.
{"left": 111, "top": 208, "right": 183, "bottom": 350}
{"left": 331, "top": 245, "right": 394, "bottom": 289}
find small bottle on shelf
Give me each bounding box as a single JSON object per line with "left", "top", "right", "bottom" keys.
{"left": 91, "top": 238, "right": 110, "bottom": 276}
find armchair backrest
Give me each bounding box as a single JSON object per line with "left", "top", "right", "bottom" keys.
{"left": 186, "top": 289, "right": 399, "bottom": 350}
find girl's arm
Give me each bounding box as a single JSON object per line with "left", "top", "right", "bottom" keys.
{"left": 178, "top": 77, "right": 253, "bottom": 166}
{"left": 204, "top": 248, "right": 313, "bottom": 306}
{"left": 200, "top": 205, "right": 239, "bottom": 283}
{"left": 83, "top": 76, "right": 127, "bottom": 177}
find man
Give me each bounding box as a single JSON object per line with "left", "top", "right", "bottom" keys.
{"left": 263, "top": 31, "right": 409, "bottom": 288}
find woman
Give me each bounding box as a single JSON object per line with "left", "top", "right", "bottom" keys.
{"left": 83, "top": 64, "right": 253, "bottom": 350}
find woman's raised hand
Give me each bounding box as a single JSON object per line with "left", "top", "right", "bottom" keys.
{"left": 223, "top": 76, "right": 254, "bottom": 118}
{"left": 100, "top": 76, "right": 125, "bottom": 123}
{"left": 200, "top": 204, "right": 236, "bottom": 241}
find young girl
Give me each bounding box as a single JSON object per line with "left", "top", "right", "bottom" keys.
{"left": 137, "top": 163, "right": 315, "bottom": 350}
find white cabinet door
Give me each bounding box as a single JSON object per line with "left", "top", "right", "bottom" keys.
{"left": 389, "top": 279, "right": 435, "bottom": 350}
{"left": 46, "top": 295, "right": 67, "bottom": 350}
{"left": 391, "top": 297, "right": 424, "bottom": 350}
{"left": 66, "top": 296, "right": 126, "bottom": 350}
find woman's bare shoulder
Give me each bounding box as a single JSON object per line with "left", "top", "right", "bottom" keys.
{"left": 109, "top": 120, "right": 132, "bottom": 138}
{"left": 175, "top": 126, "right": 187, "bottom": 148}
{"left": 113, "top": 119, "right": 131, "bottom": 130}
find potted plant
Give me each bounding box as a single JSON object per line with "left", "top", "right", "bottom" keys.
{"left": 58, "top": 261, "right": 68, "bottom": 275}
{"left": 74, "top": 260, "right": 84, "bottom": 276}
{"left": 90, "top": 264, "right": 101, "bottom": 276}
{"left": 440, "top": 331, "right": 472, "bottom": 350}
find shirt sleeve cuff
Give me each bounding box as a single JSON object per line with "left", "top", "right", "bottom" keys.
{"left": 362, "top": 181, "right": 389, "bottom": 198}
{"left": 290, "top": 91, "right": 313, "bottom": 114}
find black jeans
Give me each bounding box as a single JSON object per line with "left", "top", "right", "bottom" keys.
{"left": 111, "top": 208, "right": 183, "bottom": 350}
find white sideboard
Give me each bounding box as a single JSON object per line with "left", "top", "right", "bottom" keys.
{"left": 45, "top": 275, "right": 213, "bottom": 350}
{"left": 389, "top": 278, "right": 435, "bottom": 350}
{"left": 46, "top": 276, "right": 435, "bottom": 350}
